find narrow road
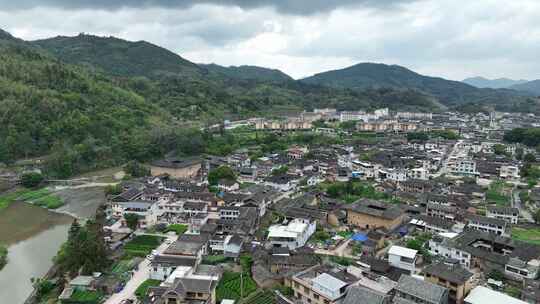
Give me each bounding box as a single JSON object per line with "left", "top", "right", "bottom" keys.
{"left": 104, "top": 234, "right": 176, "bottom": 304}
{"left": 514, "top": 190, "right": 534, "bottom": 223}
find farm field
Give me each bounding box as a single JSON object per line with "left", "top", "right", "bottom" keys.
{"left": 242, "top": 290, "right": 275, "bottom": 304}
{"left": 512, "top": 227, "right": 540, "bottom": 245}
{"left": 216, "top": 271, "right": 257, "bottom": 302}
{"left": 123, "top": 235, "right": 164, "bottom": 257}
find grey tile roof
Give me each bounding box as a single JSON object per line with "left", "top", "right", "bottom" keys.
{"left": 423, "top": 262, "right": 473, "bottom": 284}
{"left": 395, "top": 275, "right": 447, "bottom": 304}
{"left": 345, "top": 199, "right": 404, "bottom": 220}
{"left": 343, "top": 286, "right": 388, "bottom": 304}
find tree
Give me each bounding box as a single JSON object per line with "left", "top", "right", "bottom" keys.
{"left": 534, "top": 209, "right": 540, "bottom": 224}
{"left": 105, "top": 184, "right": 123, "bottom": 196}
{"left": 339, "top": 121, "right": 357, "bottom": 131}
{"left": 271, "top": 166, "right": 289, "bottom": 176}
{"left": 524, "top": 153, "right": 537, "bottom": 163}
{"left": 487, "top": 269, "right": 504, "bottom": 281}
{"left": 515, "top": 147, "right": 524, "bottom": 160}
{"left": 20, "top": 172, "right": 44, "bottom": 188}
{"left": 56, "top": 219, "right": 109, "bottom": 276}
{"left": 208, "top": 165, "right": 236, "bottom": 185}
{"left": 407, "top": 132, "right": 429, "bottom": 142}
{"left": 493, "top": 144, "right": 507, "bottom": 155}
{"left": 124, "top": 161, "right": 150, "bottom": 178}
{"left": 124, "top": 213, "right": 140, "bottom": 231}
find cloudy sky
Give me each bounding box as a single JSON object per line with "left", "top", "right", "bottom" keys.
{"left": 1, "top": 0, "right": 539, "bottom": 80}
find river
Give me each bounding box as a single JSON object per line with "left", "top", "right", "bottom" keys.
{"left": 0, "top": 187, "right": 105, "bottom": 304}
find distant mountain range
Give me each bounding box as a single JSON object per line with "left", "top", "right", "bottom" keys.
{"left": 462, "top": 76, "right": 529, "bottom": 89}
{"left": 509, "top": 80, "right": 540, "bottom": 96}
{"left": 463, "top": 76, "right": 540, "bottom": 96}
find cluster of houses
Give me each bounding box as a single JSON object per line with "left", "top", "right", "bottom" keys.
{"left": 85, "top": 109, "right": 540, "bottom": 304}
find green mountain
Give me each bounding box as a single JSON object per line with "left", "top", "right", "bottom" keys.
{"left": 0, "top": 29, "right": 448, "bottom": 173}
{"left": 33, "top": 34, "right": 203, "bottom": 78}
{"left": 510, "top": 80, "right": 540, "bottom": 96}
{"left": 301, "top": 62, "right": 526, "bottom": 105}
{"left": 0, "top": 42, "right": 177, "bottom": 176}
{"left": 201, "top": 63, "right": 293, "bottom": 82}
{"left": 463, "top": 76, "right": 528, "bottom": 89}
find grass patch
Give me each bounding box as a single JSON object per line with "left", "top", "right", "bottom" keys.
{"left": 0, "top": 189, "right": 30, "bottom": 210}
{"left": 486, "top": 181, "right": 510, "bottom": 206}
{"left": 69, "top": 290, "right": 102, "bottom": 303}
{"left": 203, "top": 255, "right": 231, "bottom": 265}
{"left": 111, "top": 258, "right": 136, "bottom": 274}
{"left": 124, "top": 235, "right": 164, "bottom": 257}
{"left": 34, "top": 194, "right": 64, "bottom": 209}
{"left": 512, "top": 227, "right": 540, "bottom": 245}
{"left": 216, "top": 271, "right": 258, "bottom": 302}
{"left": 0, "top": 188, "right": 66, "bottom": 210}
{"left": 165, "top": 224, "right": 188, "bottom": 235}
{"left": 135, "top": 279, "right": 161, "bottom": 299}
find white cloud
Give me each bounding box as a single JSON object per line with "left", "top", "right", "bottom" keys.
{"left": 1, "top": 0, "right": 540, "bottom": 80}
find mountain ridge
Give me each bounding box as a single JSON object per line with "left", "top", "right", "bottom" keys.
{"left": 463, "top": 76, "right": 528, "bottom": 89}
{"left": 510, "top": 80, "right": 540, "bottom": 96}
{"left": 201, "top": 63, "right": 293, "bottom": 82}
{"left": 32, "top": 33, "right": 203, "bottom": 78}
{"left": 300, "top": 62, "right": 529, "bottom": 105}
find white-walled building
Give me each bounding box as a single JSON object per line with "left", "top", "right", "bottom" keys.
{"left": 427, "top": 233, "right": 471, "bottom": 269}
{"left": 388, "top": 245, "right": 418, "bottom": 274}
{"left": 486, "top": 206, "right": 519, "bottom": 225}
{"left": 267, "top": 218, "right": 316, "bottom": 250}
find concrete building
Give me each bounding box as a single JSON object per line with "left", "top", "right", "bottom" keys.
{"left": 287, "top": 265, "right": 359, "bottom": 304}
{"left": 424, "top": 261, "right": 474, "bottom": 304}
{"left": 388, "top": 246, "right": 418, "bottom": 274}
{"left": 267, "top": 218, "right": 316, "bottom": 250}
{"left": 486, "top": 206, "right": 519, "bottom": 225}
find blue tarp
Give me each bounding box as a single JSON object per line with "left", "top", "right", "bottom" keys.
{"left": 351, "top": 233, "right": 368, "bottom": 242}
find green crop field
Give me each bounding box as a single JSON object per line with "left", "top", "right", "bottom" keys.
{"left": 216, "top": 271, "right": 258, "bottom": 302}
{"left": 512, "top": 227, "right": 540, "bottom": 245}
{"left": 242, "top": 290, "right": 275, "bottom": 304}
{"left": 124, "top": 235, "right": 164, "bottom": 257}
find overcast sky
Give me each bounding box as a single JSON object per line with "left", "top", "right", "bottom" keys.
{"left": 1, "top": 0, "right": 539, "bottom": 80}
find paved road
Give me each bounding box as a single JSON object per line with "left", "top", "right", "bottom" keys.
{"left": 513, "top": 190, "right": 534, "bottom": 223}
{"left": 104, "top": 234, "right": 176, "bottom": 304}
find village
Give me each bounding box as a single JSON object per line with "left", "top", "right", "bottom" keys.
{"left": 26, "top": 108, "right": 540, "bottom": 304}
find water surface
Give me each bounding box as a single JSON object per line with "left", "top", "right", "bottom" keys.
{"left": 0, "top": 202, "right": 73, "bottom": 303}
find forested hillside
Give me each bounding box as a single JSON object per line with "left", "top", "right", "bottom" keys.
{"left": 0, "top": 31, "right": 445, "bottom": 177}
{"left": 510, "top": 80, "right": 540, "bottom": 96}
{"left": 33, "top": 34, "right": 203, "bottom": 78}
{"left": 301, "top": 63, "right": 530, "bottom": 106}
{"left": 201, "top": 63, "right": 293, "bottom": 82}
{"left": 2, "top": 29, "right": 535, "bottom": 177}
{"left": 0, "top": 44, "right": 181, "bottom": 176}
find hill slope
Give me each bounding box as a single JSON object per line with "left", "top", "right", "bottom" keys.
{"left": 463, "top": 76, "right": 528, "bottom": 89}
{"left": 201, "top": 63, "right": 293, "bottom": 82}
{"left": 301, "top": 63, "right": 526, "bottom": 105}
{"left": 510, "top": 80, "right": 540, "bottom": 96}
{"left": 0, "top": 42, "right": 176, "bottom": 176}
{"left": 32, "top": 34, "right": 203, "bottom": 78}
